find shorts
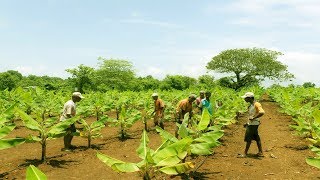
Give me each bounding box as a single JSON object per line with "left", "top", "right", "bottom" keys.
{"left": 244, "top": 125, "right": 260, "bottom": 142}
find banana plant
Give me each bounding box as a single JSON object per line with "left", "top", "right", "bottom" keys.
{"left": 97, "top": 130, "right": 194, "bottom": 180}
{"left": 0, "top": 104, "right": 25, "bottom": 150}
{"left": 78, "top": 116, "right": 109, "bottom": 148}
{"left": 26, "top": 165, "right": 47, "bottom": 180}
{"left": 160, "top": 110, "right": 224, "bottom": 156}
{"left": 15, "top": 108, "right": 78, "bottom": 162}
{"left": 107, "top": 105, "right": 141, "bottom": 140}
{"left": 137, "top": 99, "right": 153, "bottom": 131}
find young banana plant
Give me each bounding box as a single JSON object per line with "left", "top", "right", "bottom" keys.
{"left": 78, "top": 116, "right": 109, "bottom": 148}
{"left": 108, "top": 105, "right": 141, "bottom": 140}
{"left": 0, "top": 104, "right": 25, "bottom": 150}
{"left": 15, "top": 108, "right": 78, "bottom": 162}
{"left": 97, "top": 130, "right": 194, "bottom": 179}
{"left": 156, "top": 109, "right": 224, "bottom": 175}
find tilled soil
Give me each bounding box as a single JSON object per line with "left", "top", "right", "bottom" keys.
{"left": 1, "top": 99, "right": 320, "bottom": 179}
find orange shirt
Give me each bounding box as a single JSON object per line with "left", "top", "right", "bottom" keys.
{"left": 154, "top": 98, "right": 165, "bottom": 116}
{"left": 176, "top": 99, "right": 193, "bottom": 119}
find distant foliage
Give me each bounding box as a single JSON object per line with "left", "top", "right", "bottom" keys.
{"left": 303, "top": 82, "right": 316, "bottom": 88}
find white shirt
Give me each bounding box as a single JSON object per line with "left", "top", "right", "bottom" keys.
{"left": 60, "top": 100, "right": 76, "bottom": 121}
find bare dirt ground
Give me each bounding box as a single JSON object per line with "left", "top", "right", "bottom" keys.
{"left": 1, "top": 97, "right": 320, "bottom": 180}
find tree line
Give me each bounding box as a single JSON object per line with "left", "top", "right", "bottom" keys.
{"left": 1, "top": 47, "right": 302, "bottom": 92}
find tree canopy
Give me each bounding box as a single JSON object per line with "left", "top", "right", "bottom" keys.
{"left": 66, "top": 64, "right": 95, "bottom": 93}
{"left": 207, "top": 48, "right": 294, "bottom": 89}
{"left": 94, "top": 57, "right": 136, "bottom": 91}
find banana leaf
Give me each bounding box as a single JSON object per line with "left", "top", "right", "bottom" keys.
{"left": 190, "top": 143, "right": 213, "bottom": 155}
{"left": 26, "top": 165, "right": 47, "bottom": 180}
{"left": 197, "top": 108, "right": 211, "bottom": 131}
{"left": 306, "top": 158, "right": 320, "bottom": 169}
{"left": 153, "top": 138, "right": 192, "bottom": 165}
{"left": 136, "top": 130, "right": 153, "bottom": 161}
{"left": 155, "top": 127, "right": 178, "bottom": 143}
{"left": 0, "top": 103, "right": 17, "bottom": 125}
{"left": 97, "top": 152, "right": 139, "bottom": 172}
{"left": 47, "top": 117, "right": 78, "bottom": 138}
{"left": 312, "top": 109, "right": 320, "bottom": 124}
{"left": 0, "top": 138, "right": 25, "bottom": 150}
{"left": 15, "top": 108, "right": 42, "bottom": 132}
{"left": 0, "top": 124, "right": 15, "bottom": 139}
{"left": 158, "top": 162, "right": 194, "bottom": 175}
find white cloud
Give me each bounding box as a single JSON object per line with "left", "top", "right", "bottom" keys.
{"left": 279, "top": 51, "right": 320, "bottom": 85}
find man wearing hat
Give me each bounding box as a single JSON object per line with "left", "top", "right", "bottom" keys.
{"left": 240, "top": 92, "right": 265, "bottom": 157}
{"left": 60, "top": 92, "right": 84, "bottom": 151}
{"left": 175, "top": 94, "right": 197, "bottom": 137}
{"left": 151, "top": 93, "right": 165, "bottom": 129}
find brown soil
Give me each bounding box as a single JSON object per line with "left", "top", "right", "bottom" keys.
{"left": 1, "top": 99, "right": 320, "bottom": 180}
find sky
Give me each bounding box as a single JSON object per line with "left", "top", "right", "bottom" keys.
{"left": 1, "top": 0, "right": 320, "bottom": 86}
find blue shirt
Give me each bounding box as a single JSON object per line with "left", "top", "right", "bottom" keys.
{"left": 201, "top": 99, "right": 213, "bottom": 115}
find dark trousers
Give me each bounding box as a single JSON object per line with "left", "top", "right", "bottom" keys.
{"left": 64, "top": 123, "right": 76, "bottom": 148}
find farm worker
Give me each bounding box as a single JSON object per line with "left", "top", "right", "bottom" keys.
{"left": 195, "top": 91, "right": 205, "bottom": 114}
{"left": 60, "top": 92, "right": 84, "bottom": 151}
{"left": 151, "top": 93, "right": 165, "bottom": 129}
{"left": 198, "top": 91, "right": 213, "bottom": 115}
{"left": 240, "top": 92, "right": 265, "bottom": 158}
{"left": 175, "top": 94, "right": 197, "bottom": 137}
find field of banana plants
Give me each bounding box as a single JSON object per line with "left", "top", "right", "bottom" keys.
{"left": 267, "top": 85, "right": 320, "bottom": 169}
{"left": 0, "top": 86, "right": 279, "bottom": 179}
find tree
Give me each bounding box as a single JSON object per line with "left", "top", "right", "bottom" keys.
{"left": 132, "top": 75, "right": 160, "bottom": 91}
{"left": 66, "top": 64, "right": 95, "bottom": 93}
{"left": 160, "top": 75, "right": 197, "bottom": 90}
{"left": 206, "top": 48, "right": 294, "bottom": 90}
{"left": 302, "top": 82, "right": 316, "bottom": 88}
{"left": 94, "top": 57, "right": 136, "bottom": 91}
{"left": 0, "top": 72, "right": 16, "bottom": 90}
{"left": 197, "top": 75, "right": 215, "bottom": 88}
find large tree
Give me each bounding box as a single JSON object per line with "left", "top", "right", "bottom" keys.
{"left": 66, "top": 64, "right": 95, "bottom": 93}
{"left": 207, "top": 48, "right": 294, "bottom": 89}
{"left": 94, "top": 57, "right": 136, "bottom": 91}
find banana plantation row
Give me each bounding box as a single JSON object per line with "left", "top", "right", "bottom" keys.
{"left": 3, "top": 85, "right": 320, "bottom": 178}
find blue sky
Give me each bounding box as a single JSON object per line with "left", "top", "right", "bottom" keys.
{"left": 1, "top": 0, "right": 320, "bottom": 85}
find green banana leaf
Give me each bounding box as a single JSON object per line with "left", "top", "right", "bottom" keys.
{"left": 0, "top": 138, "right": 25, "bottom": 150}
{"left": 97, "top": 152, "right": 139, "bottom": 172}
{"left": 158, "top": 162, "right": 194, "bottom": 175}
{"left": 153, "top": 138, "right": 192, "bottom": 165}
{"left": 136, "top": 130, "right": 153, "bottom": 161}
{"left": 47, "top": 117, "right": 78, "bottom": 138}
{"left": 197, "top": 108, "right": 211, "bottom": 131}
{"left": 306, "top": 158, "right": 320, "bottom": 169}
{"left": 91, "top": 116, "right": 108, "bottom": 129}
{"left": 25, "top": 135, "right": 42, "bottom": 143}
{"left": 155, "top": 127, "right": 178, "bottom": 143}
{"left": 0, "top": 124, "right": 15, "bottom": 139}
{"left": 190, "top": 143, "right": 212, "bottom": 155}
{"left": 15, "top": 108, "right": 42, "bottom": 132}
{"left": 177, "top": 123, "right": 189, "bottom": 138}
{"left": 312, "top": 109, "right": 320, "bottom": 124}
{"left": 0, "top": 103, "right": 17, "bottom": 125}
{"left": 26, "top": 165, "right": 47, "bottom": 180}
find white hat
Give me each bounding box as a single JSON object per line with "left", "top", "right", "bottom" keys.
{"left": 152, "top": 93, "right": 158, "bottom": 97}
{"left": 72, "top": 92, "right": 84, "bottom": 99}
{"left": 241, "top": 92, "right": 254, "bottom": 98}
